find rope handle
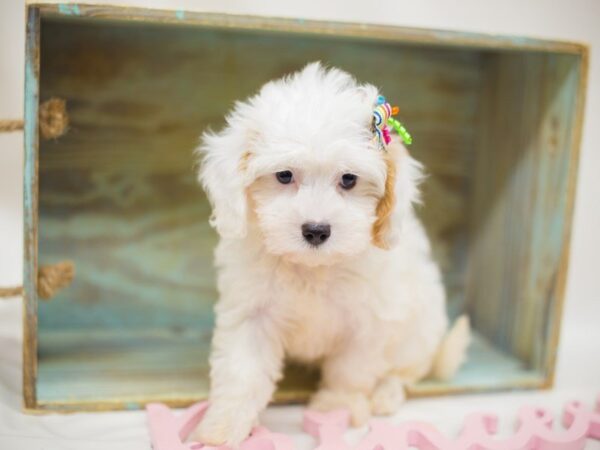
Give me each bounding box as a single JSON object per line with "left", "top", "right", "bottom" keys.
{"left": 1, "top": 98, "right": 72, "bottom": 300}
{"left": 0, "top": 261, "right": 75, "bottom": 300}
{"left": 0, "top": 98, "right": 68, "bottom": 137}
{"left": 0, "top": 119, "right": 24, "bottom": 132}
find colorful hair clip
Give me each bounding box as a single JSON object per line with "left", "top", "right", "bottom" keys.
{"left": 372, "top": 96, "right": 412, "bottom": 148}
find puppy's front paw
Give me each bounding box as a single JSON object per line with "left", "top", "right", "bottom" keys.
{"left": 370, "top": 376, "right": 405, "bottom": 416}
{"left": 309, "top": 389, "right": 371, "bottom": 427}
{"left": 192, "top": 403, "right": 255, "bottom": 447}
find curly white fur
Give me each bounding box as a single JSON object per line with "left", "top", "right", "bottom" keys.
{"left": 194, "top": 62, "right": 470, "bottom": 446}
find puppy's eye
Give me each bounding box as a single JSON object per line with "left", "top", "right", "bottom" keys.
{"left": 340, "top": 173, "right": 358, "bottom": 190}
{"left": 276, "top": 170, "right": 294, "bottom": 184}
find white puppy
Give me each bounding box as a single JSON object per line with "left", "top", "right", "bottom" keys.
{"left": 195, "top": 62, "right": 470, "bottom": 446}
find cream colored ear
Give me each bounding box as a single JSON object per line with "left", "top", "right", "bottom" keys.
{"left": 197, "top": 129, "right": 253, "bottom": 239}
{"left": 372, "top": 140, "right": 423, "bottom": 249}
{"left": 372, "top": 151, "right": 397, "bottom": 249}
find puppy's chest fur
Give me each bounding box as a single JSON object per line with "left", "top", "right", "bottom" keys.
{"left": 271, "top": 264, "right": 369, "bottom": 363}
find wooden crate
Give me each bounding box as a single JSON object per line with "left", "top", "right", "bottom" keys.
{"left": 23, "top": 3, "right": 588, "bottom": 412}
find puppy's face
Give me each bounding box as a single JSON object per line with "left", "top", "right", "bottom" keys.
{"left": 199, "top": 63, "right": 420, "bottom": 266}
{"left": 247, "top": 138, "right": 385, "bottom": 266}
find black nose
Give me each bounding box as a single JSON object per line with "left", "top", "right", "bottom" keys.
{"left": 302, "top": 222, "right": 331, "bottom": 246}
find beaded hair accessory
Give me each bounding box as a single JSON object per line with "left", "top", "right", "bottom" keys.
{"left": 372, "top": 95, "right": 412, "bottom": 149}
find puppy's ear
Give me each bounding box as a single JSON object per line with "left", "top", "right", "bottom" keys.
{"left": 372, "top": 141, "right": 423, "bottom": 249}
{"left": 197, "top": 126, "right": 256, "bottom": 239}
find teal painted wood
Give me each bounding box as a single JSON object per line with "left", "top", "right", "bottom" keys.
{"left": 35, "top": 329, "right": 542, "bottom": 408}
{"left": 37, "top": 327, "right": 211, "bottom": 407}
{"left": 466, "top": 53, "right": 583, "bottom": 373}
{"left": 42, "top": 3, "right": 585, "bottom": 55}
{"left": 526, "top": 55, "right": 581, "bottom": 373}
{"left": 57, "top": 4, "right": 80, "bottom": 16}
{"left": 23, "top": 6, "right": 41, "bottom": 409}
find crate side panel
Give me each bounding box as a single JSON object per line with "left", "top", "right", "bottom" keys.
{"left": 38, "top": 3, "right": 588, "bottom": 55}
{"left": 23, "top": 5, "right": 41, "bottom": 410}
{"left": 467, "top": 52, "right": 581, "bottom": 371}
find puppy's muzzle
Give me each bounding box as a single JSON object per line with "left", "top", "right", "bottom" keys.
{"left": 301, "top": 222, "right": 331, "bottom": 247}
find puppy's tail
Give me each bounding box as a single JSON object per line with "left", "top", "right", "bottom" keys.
{"left": 430, "top": 315, "right": 471, "bottom": 381}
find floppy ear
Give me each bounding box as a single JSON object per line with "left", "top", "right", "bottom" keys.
{"left": 197, "top": 126, "right": 255, "bottom": 239}
{"left": 372, "top": 140, "right": 423, "bottom": 249}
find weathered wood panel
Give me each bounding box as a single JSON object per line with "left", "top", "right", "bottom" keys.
{"left": 23, "top": 6, "right": 41, "bottom": 410}
{"left": 35, "top": 3, "right": 587, "bottom": 55}
{"left": 466, "top": 52, "right": 583, "bottom": 372}
{"left": 35, "top": 328, "right": 542, "bottom": 410}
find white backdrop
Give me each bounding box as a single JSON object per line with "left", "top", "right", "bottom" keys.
{"left": 1, "top": 1, "right": 599, "bottom": 449}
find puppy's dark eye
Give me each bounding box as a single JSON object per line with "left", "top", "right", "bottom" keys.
{"left": 276, "top": 170, "right": 294, "bottom": 184}
{"left": 340, "top": 173, "right": 358, "bottom": 190}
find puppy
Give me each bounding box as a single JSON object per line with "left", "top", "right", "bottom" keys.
{"left": 195, "top": 62, "right": 470, "bottom": 446}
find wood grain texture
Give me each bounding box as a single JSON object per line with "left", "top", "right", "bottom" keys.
{"left": 542, "top": 46, "right": 589, "bottom": 387}
{"left": 23, "top": 4, "right": 587, "bottom": 412}
{"left": 34, "top": 329, "right": 542, "bottom": 412}
{"left": 466, "top": 52, "right": 584, "bottom": 376}
{"left": 32, "top": 2, "right": 587, "bottom": 55}
{"left": 23, "top": 5, "right": 41, "bottom": 410}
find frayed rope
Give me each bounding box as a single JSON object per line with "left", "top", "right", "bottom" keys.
{"left": 0, "top": 97, "right": 68, "bottom": 139}
{"left": 0, "top": 261, "right": 75, "bottom": 300}
{"left": 1, "top": 98, "right": 72, "bottom": 300}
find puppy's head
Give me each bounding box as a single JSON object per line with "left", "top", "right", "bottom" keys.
{"left": 198, "top": 62, "right": 422, "bottom": 266}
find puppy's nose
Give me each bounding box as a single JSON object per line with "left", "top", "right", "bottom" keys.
{"left": 302, "top": 222, "right": 331, "bottom": 246}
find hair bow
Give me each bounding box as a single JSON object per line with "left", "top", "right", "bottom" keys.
{"left": 372, "top": 95, "right": 412, "bottom": 149}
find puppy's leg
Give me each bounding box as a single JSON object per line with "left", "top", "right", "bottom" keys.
{"left": 193, "top": 318, "right": 283, "bottom": 447}
{"left": 370, "top": 374, "right": 405, "bottom": 416}
{"left": 310, "top": 389, "right": 371, "bottom": 426}
{"left": 310, "top": 339, "right": 385, "bottom": 426}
